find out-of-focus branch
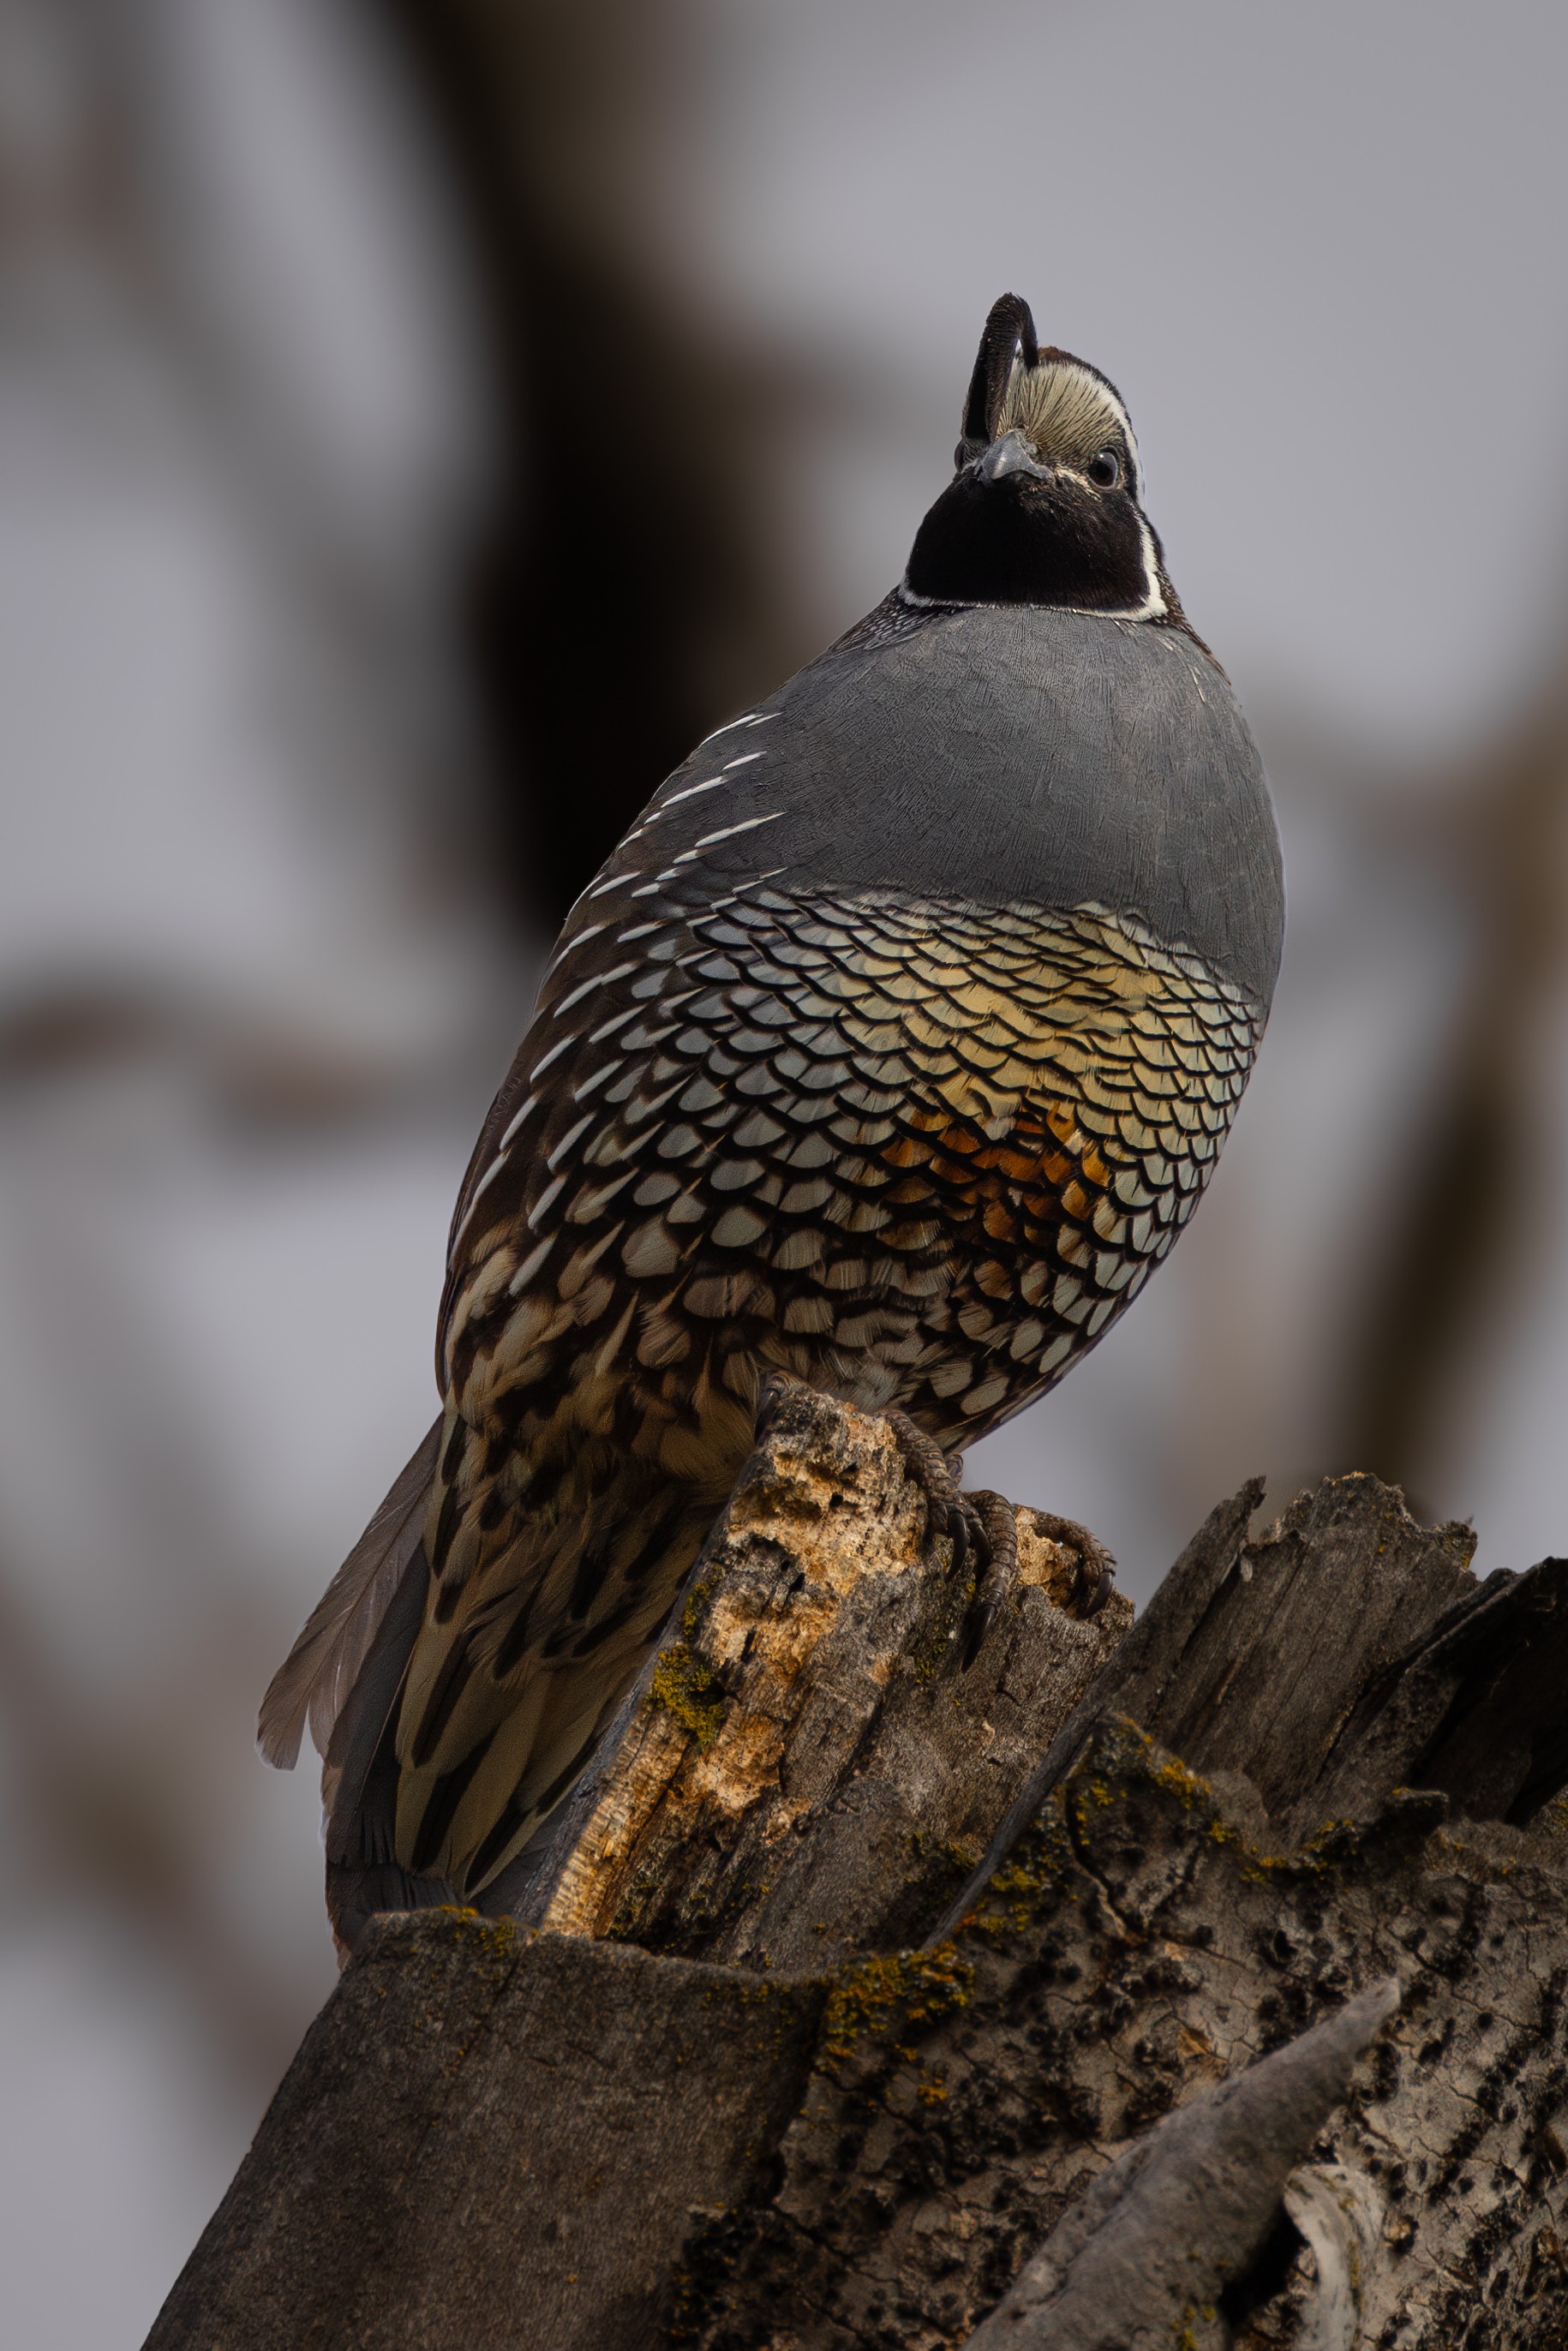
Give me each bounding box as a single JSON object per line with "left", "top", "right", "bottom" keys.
{"left": 378, "top": 0, "right": 817, "bottom": 924}
{"left": 0, "top": 1552, "right": 303, "bottom": 2094}
{"left": 1336, "top": 673, "right": 1568, "bottom": 1496}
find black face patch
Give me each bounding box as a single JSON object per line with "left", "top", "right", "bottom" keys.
{"left": 904, "top": 470, "right": 1155, "bottom": 611}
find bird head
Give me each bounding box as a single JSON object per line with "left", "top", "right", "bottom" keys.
{"left": 905, "top": 293, "right": 1175, "bottom": 619}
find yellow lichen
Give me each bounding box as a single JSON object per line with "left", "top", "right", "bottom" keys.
{"left": 820, "top": 1944, "right": 975, "bottom": 2070}
{"left": 648, "top": 1643, "right": 728, "bottom": 1748}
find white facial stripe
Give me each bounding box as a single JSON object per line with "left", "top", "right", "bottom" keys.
{"left": 903, "top": 536, "right": 1166, "bottom": 623}
{"left": 1127, "top": 517, "right": 1168, "bottom": 620}
{"left": 1066, "top": 518, "right": 1167, "bottom": 622}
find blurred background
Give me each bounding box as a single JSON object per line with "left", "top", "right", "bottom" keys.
{"left": 3, "top": 1, "right": 1568, "bottom": 2336}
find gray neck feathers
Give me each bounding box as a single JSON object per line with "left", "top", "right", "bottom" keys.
{"left": 616, "top": 603, "right": 1284, "bottom": 1011}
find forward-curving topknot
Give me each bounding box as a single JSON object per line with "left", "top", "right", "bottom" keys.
{"left": 961, "top": 293, "right": 1041, "bottom": 447}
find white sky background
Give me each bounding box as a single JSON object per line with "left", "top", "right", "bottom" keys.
{"left": 2, "top": 2, "right": 1568, "bottom": 2342}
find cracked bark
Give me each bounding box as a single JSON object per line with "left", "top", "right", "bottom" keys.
{"left": 147, "top": 1388, "right": 1568, "bottom": 2350}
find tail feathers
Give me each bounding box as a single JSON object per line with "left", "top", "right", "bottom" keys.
{"left": 321, "top": 1543, "right": 430, "bottom": 1871}
{"left": 326, "top": 1861, "right": 459, "bottom": 1963}
{"left": 258, "top": 1419, "right": 441, "bottom": 1769}
{"left": 321, "top": 1550, "right": 446, "bottom": 1958}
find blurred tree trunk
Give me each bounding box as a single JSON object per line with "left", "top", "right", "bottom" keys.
{"left": 147, "top": 1389, "right": 1568, "bottom": 2349}
{"left": 377, "top": 0, "right": 816, "bottom": 928}
{"left": 1335, "top": 673, "right": 1568, "bottom": 1505}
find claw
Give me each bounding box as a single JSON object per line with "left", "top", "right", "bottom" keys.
{"left": 752, "top": 1369, "right": 795, "bottom": 1447}
{"left": 960, "top": 1602, "right": 992, "bottom": 1671}
{"left": 1080, "top": 1556, "right": 1116, "bottom": 1617}
{"left": 960, "top": 1490, "right": 1017, "bottom": 1670}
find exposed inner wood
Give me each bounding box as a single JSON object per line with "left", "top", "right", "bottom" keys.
{"left": 530, "top": 1383, "right": 1128, "bottom": 1969}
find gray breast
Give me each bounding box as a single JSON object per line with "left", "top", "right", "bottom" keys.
{"left": 613, "top": 603, "right": 1284, "bottom": 1012}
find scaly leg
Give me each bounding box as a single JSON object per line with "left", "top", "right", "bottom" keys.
{"left": 958, "top": 1488, "right": 1019, "bottom": 1667}
{"left": 882, "top": 1407, "right": 984, "bottom": 1572}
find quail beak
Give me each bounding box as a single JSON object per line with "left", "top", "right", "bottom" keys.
{"left": 973, "top": 429, "right": 1050, "bottom": 486}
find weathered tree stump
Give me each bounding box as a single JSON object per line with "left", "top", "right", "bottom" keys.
{"left": 147, "top": 1389, "right": 1568, "bottom": 2350}
{"left": 500, "top": 1386, "right": 1128, "bottom": 1969}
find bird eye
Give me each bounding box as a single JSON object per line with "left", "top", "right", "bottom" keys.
{"left": 1087, "top": 450, "right": 1122, "bottom": 489}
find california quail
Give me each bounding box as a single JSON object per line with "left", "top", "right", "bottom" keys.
{"left": 261, "top": 294, "right": 1284, "bottom": 1947}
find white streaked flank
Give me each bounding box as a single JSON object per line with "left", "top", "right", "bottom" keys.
{"left": 588, "top": 1005, "right": 641, "bottom": 1044}
{"left": 498, "top": 1092, "right": 539, "bottom": 1151}
{"left": 553, "top": 959, "right": 637, "bottom": 1017}
{"left": 546, "top": 1113, "right": 594, "bottom": 1171}
{"left": 507, "top": 1234, "right": 554, "bottom": 1295}
{"left": 529, "top": 1033, "right": 577, "bottom": 1082}
{"left": 448, "top": 1150, "right": 508, "bottom": 1256}
{"left": 697, "top": 709, "right": 778, "bottom": 745}
{"left": 542, "top": 920, "right": 605, "bottom": 977}
{"left": 696, "top": 810, "right": 783, "bottom": 849}
{"left": 666, "top": 813, "right": 787, "bottom": 873}
{"left": 661, "top": 774, "right": 727, "bottom": 806}
{"left": 526, "top": 1173, "right": 566, "bottom": 1231}
{"left": 572, "top": 1059, "right": 620, "bottom": 1103}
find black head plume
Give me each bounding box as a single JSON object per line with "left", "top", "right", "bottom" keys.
{"left": 959, "top": 293, "right": 1040, "bottom": 459}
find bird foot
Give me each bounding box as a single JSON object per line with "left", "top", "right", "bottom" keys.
{"left": 752, "top": 1367, "right": 807, "bottom": 1447}
{"left": 1023, "top": 1509, "right": 1117, "bottom": 1617}
{"left": 957, "top": 1487, "right": 1019, "bottom": 1667}
{"left": 883, "top": 1409, "right": 974, "bottom": 1564}
{"left": 884, "top": 1412, "right": 1019, "bottom": 1668}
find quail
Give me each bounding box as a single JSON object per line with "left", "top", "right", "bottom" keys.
{"left": 261, "top": 294, "right": 1284, "bottom": 1948}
